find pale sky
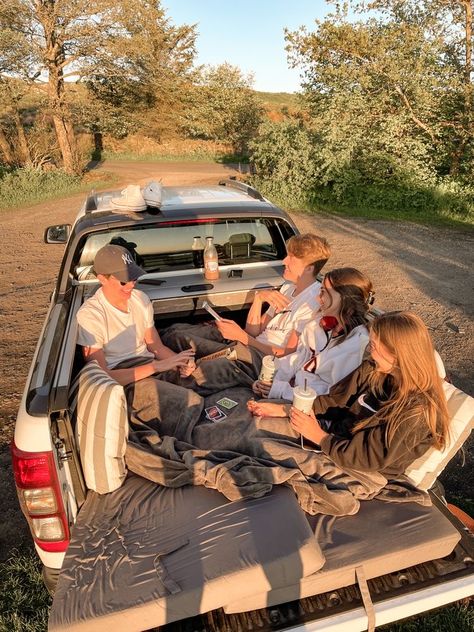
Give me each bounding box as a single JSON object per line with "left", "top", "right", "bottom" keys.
{"left": 162, "top": 0, "right": 332, "bottom": 93}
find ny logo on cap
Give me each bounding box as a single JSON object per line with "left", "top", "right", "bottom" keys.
{"left": 122, "top": 252, "right": 134, "bottom": 265}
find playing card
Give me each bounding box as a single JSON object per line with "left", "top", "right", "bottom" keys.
{"left": 205, "top": 405, "right": 227, "bottom": 421}
{"left": 216, "top": 397, "right": 238, "bottom": 410}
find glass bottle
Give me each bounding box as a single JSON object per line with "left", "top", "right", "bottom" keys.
{"left": 203, "top": 236, "right": 219, "bottom": 280}
{"left": 191, "top": 236, "right": 204, "bottom": 269}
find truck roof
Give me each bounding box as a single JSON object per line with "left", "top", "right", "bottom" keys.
{"left": 74, "top": 181, "right": 280, "bottom": 224}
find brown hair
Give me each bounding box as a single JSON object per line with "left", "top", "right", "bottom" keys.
{"left": 355, "top": 311, "right": 450, "bottom": 450}
{"left": 323, "top": 267, "right": 373, "bottom": 335}
{"left": 286, "top": 233, "right": 331, "bottom": 277}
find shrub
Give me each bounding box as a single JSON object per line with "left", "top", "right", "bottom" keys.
{"left": 249, "top": 120, "right": 319, "bottom": 209}
{"left": 0, "top": 168, "right": 81, "bottom": 210}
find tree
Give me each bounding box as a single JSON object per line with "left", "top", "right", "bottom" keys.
{"left": 181, "top": 63, "right": 264, "bottom": 154}
{"left": 0, "top": 1, "right": 196, "bottom": 174}
{"left": 285, "top": 0, "right": 473, "bottom": 184}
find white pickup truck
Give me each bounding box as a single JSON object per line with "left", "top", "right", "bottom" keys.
{"left": 12, "top": 180, "right": 474, "bottom": 632}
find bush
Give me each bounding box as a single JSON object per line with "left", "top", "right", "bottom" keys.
{"left": 249, "top": 120, "right": 319, "bottom": 209}
{"left": 0, "top": 168, "right": 81, "bottom": 210}
{"left": 249, "top": 120, "right": 474, "bottom": 226}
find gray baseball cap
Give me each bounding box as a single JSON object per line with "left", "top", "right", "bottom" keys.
{"left": 94, "top": 244, "right": 146, "bottom": 282}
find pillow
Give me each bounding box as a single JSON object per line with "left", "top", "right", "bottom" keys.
{"left": 405, "top": 381, "right": 474, "bottom": 490}
{"left": 70, "top": 361, "right": 129, "bottom": 494}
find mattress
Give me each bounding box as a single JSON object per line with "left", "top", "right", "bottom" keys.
{"left": 224, "top": 497, "right": 461, "bottom": 613}
{"left": 48, "top": 474, "right": 325, "bottom": 631}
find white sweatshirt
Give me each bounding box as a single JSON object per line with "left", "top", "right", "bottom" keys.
{"left": 269, "top": 316, "right": 369, "bottom": 400}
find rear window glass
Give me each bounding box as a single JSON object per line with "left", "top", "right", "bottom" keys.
{"left": 77, "top": 217, "right": 294, "bottom": 275}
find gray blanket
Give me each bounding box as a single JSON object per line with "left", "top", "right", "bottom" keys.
{"left": 125, "top": 387, "right": 430, "bottom": 516}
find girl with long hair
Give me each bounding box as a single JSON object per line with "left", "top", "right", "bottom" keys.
{"left": 286, "top": 311, "right": 450, "bottom": 476}
{"left": 249, "top": 267, "right": 375, "bottom": 418}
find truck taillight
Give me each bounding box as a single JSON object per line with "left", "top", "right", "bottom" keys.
{"left": 11, "top": 442, "right": 69, "bottom": 552}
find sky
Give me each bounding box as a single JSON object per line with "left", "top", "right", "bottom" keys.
{"left": 162, "top": 0, "right": 332, "bottom": 93}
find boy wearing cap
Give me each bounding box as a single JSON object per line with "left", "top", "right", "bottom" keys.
{"left": 76, "top": 244, "right": 201, "bottom": 440}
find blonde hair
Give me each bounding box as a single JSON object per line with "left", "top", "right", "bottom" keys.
{"left": 354, "top": 311, "right": 450, "bottom": 450}
{"left": 286, "top": 233, "right": 331, "bottom": 277}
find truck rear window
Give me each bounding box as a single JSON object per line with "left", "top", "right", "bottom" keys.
{"left": 77, "top": 218, "right": 294, "bottom": 274}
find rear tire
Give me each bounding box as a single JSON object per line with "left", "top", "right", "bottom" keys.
{"left": 42, "top": 565, "right": 60, "bottom": 595}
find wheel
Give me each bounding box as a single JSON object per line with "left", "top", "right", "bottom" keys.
{"left": 42, "top": 565, "right": 61, "bottom": 595}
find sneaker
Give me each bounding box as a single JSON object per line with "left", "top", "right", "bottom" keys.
{"left": 111, "top": 185, "right": 147, "bottom": 212}
{"left": 142, "top": 181, "right": 162, "bottom": 208}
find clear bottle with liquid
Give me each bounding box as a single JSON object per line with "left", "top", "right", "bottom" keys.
{"left": 203, "top": 236, "right": 219, "bottom": 280}
{"left": 191, "top": 236, "right": 204, "bottom": 269}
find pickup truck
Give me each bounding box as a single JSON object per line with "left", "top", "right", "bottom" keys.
{"left": 11, "top": 179, "right": 474, "bottom": 631}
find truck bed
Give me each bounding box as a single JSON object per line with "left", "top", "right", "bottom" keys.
{"left": 48, "top": 475, "right": 472, "bottom": 632}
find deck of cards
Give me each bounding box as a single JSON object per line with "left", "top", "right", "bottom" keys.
{"left": 205, "top": 398, "right": 238, "bottom": 422}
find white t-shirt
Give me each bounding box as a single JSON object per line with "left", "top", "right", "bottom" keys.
{"left": 256, "top": 280, "right": 321, "bottom": 349}
{"left": 269, "top": 315, "right": 369, "bottom": 400}
{"left": 76, "top": 288, "right": 155, "bottom": 369}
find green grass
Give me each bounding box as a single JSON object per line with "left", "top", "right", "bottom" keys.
{"left": 306, "top": 198, "right": 474, "bottom": 231}
{"left": 101, "top": 150, "right": 249, "bottom": 164}
{"left": 0, "top": 167, "right": 117, "bottom": 211}
{"left": 0, "top": 548, "right": 51, "bottom": 632}
{"left": 255, "top": 91, "right": 301, "bottom": 108}
{"left": 252, "top": 183, "right": 474, "bottom": 231}
{"left": 380, "top": 603, "right": 473, "bottom": 631}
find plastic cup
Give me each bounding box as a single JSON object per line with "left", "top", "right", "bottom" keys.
{"left": 292, "top": 385, "right": 317, "bottom": 414}
{"left": 259, "top": 355, "right": 276, "bottom": 383}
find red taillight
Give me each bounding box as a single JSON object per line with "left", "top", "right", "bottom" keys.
{"left": 14, "top": 452, "right": 53, "bottom": 487}
{"left": 11, "top": 442, "right": 69, "bottom": 552}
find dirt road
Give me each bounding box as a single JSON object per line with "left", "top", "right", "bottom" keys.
{"left": 1, "top": 160, "right": 472, "bottom": 558}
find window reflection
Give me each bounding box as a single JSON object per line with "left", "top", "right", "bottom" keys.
{"left": 79, "top": 218, "right": 291, "bottom": 274}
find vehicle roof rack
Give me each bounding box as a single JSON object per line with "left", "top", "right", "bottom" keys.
{"left": 218, "top": 178, "right": 264, "bottom": 201}
{"left": 85, "top": 190, "right": 98, "bottom": 214}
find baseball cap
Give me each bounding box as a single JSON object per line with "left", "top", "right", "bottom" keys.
{"left": 94, "top": 244, "right": 146, "bottom": 282}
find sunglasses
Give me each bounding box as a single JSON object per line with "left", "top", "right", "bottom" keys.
{"left": 111, "top": 276, "right": 136, "bottom": 286}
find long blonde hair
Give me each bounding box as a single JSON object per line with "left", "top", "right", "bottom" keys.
{"left": 354, "top": 311, "right": 449, "bottom": 449}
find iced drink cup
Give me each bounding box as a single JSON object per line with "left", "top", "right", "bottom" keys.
{"left": 292, "top": 385, "right": 317, "bottom": 414}
{"left": 259, "top": 355, "right": 276, "bottom": 383}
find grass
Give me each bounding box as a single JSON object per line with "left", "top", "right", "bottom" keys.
{"left": 251, "top": 183, "right": 474, "bottom": 231}
{"left": 0, "top": 167, "right": 117, "bottom": 211}
{"left": 101, "top": 149, "right": 249, "bottom": 164}
{"left": 0, "top": 548, "right": 51, "bottom": 632}
{"left": 308, "top": 198, "right": 474, "bottom": 231}
{"left": 255, "top": 91, "right": 301, "bottom": 108}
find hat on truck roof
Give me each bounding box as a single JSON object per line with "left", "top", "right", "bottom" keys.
{"left": 94, "top": 244, "right": 146, "bottom": 282}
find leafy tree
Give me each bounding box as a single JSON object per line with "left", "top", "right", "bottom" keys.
{"left": 0, "top": 1, "right": 196, "bottom": 174}
{"left": 284, "top": 0, "right": 473, "bottom": 192}
{"left": 181, "top": 63, "right": 264, "bottom": 154}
